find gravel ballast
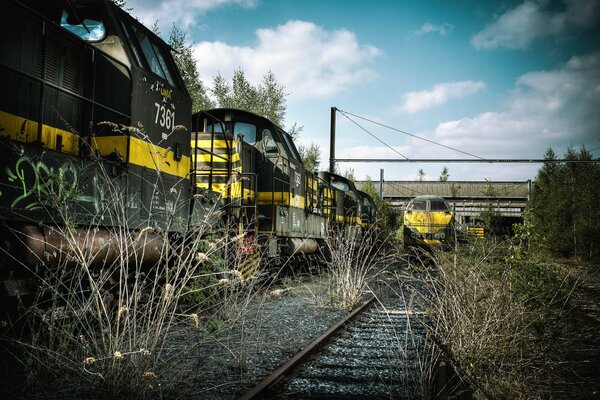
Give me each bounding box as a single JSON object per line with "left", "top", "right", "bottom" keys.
{"left": 158, "top": 277, "right": 349, "bottom": 399}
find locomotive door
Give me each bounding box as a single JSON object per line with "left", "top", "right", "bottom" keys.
{"left": 280, "top": 133, "right": 304, "bottom": 234}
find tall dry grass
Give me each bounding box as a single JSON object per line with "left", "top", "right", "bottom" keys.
{"left": 324, "top": 225, "right": 390, "bottom": 309}
{"left": 0, "top": 130, "right": 261, "bottom": 398}
{"left": 413, "top": 238, "right": 574, "bottom": 399}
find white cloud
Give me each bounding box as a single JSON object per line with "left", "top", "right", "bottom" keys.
{"left": 394, "top": 80, "right": 486, "bottom": 114}
{"left": 344, "top": 52, "right": 600, "bottom": 180}
{"left": 125, "top": 0, "right": 258, "bottom": 33}
{"left": 472, "top": 0, "right": 600, "bottom": 50}
{"left": 192, "top": 20, "right": 382, "bottom": 100}
{"left": 413, "top": 22, "right": 455, "bottom": 37}
{"left": 427, "top": 53, "right": 600, "bottom": 159}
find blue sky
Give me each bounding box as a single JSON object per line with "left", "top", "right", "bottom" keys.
{"left": 127, "top": 0, "right": 600, "bottom": 181}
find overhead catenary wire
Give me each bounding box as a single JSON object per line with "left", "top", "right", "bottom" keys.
{"left": 335, "top": 109, "right": 600, "bottom": 164}
{"left": 589, "top": 145, "right": 600, "bottom": 152}
{"left": 336, "top": 108, "right": 409, "bottom": 160}
{"left": 337, "top": 108, "right": 488, "bottom": 161}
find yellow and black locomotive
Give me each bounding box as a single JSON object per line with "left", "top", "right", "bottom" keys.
{"left": 190, "top": 108, "right": 367, "bottom": 259}
{"left": 403, "top": 195, "right": 455, "bottom": 248}
{"left": 0, "top": 0, "right": 375, "bottom": 291}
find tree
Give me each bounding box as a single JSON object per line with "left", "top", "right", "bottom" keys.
{"left": 286, "top": 122, "right": 303, "bottom": 141}
{"left": 298, "top": 142, "right": 321, "bottom": 173}
{"left": 438, "top": 166, "right": 449, "bottom": 182}
{"left": 168, "top": 25, "right": 214, "bottom": 113}
{"left": 479, "top": 178, "right": 502, "bottom": 233}
{"left": 343, "top": 168, "right": 356, "bottom": 182}
{"left": 450, "top": 183, "right": 461, "bottom": 197}
{"left": 482, "top": 178, "right": 498, "bottom": 198}
{"left": 258, "top": 71, "right": 286, "bottom": 126}
{"left": 111, "top": 0, "right": 132, "bottom": 12}
{"left": 417, "top": 168, "right": 425, "bottom": 182}
{"left": 212, "top": 69, "right": 287, "bottom": 127}
{"left": 528, "top": 146, "right": 600, "bottom": 260}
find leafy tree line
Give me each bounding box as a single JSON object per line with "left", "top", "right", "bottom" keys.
{"left": 165, "top": 27, "right": 321, "bottom": 171}
{"left": 527, "top": 147, "right": 600, "bottom": 260}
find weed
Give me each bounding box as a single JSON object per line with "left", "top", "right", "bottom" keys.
{"left": 324, "top": 226, "right": 389, "bottom": 309}
{"left": 0, "top": 136, "right": 229, "bottom": 398}
{"left": 419, "top": 238, "right": 575, "bottom": 399}
{"left": 204, "top": 318, "right": 224, "bottom": 334}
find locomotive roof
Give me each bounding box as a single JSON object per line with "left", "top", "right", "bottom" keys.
{"left": 410, "top": 195, "right": 448, "bottom": 201}
{"left": 198, "top": 108, "right": 289, "bottom": 135}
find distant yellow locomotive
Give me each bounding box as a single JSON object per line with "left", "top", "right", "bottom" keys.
{"left": 403, "top": 195, "right": 455, "bottom": 247}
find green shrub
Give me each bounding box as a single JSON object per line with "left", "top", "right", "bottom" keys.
{"left": 424, "top": 238, "right": 574, "bottom": 399}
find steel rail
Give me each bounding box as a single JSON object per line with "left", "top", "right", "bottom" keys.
{"left": 238, "top": 295, "right": 376, "bottom": 400}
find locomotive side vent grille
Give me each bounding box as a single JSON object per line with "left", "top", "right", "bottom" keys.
{"left": 62, "top": 48, "right": 81, "bottom": 94}
{"left": 34, "top": 36, "right": 44, "bottom": 78}
{"left": 44, "top": 37, "right": 59, "bottom": 85}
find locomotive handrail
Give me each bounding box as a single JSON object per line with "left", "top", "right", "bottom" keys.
{"left": 189, "top": 125, "right": 235, "bottom": 192}
{"left": 240, "top": 172, "right": 258, "bottom": 237}
{"left": 190, "top": 145, "right": 230, "bottom": 163}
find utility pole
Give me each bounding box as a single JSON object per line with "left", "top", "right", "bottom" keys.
{"left": 329, "top": 107, "right": 336, "bottom": 174}
{"left": 379, "top": 168, "right": 384, "bottom": 201}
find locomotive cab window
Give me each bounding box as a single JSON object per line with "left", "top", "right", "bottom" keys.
{"left": 331, "top": 180, "right": 350, "bottom": 192}
{"left": 60, "top": 6, "right": 106, "bottom": 42}
{"left": 282, "top": 132, "right": 301, "bottom": 161}
{"left": 407, "top": 200, "right": 427, "bottom": 211}
{"left": 233, "top": 122, "right": 256, "bottom": 144}
{"left": 206, "top": 122, "right": 224, "bottom": 133}
{"left": 138, "top": 31, "right": 176, "bottom": 86}
{"left": 431, "top": 200, "right": 450, "bottom": 212}
{"left": 262, "top": 129, "right": 278, "bottom": 154}
{"left": 121, "top": 18, "right": 180, "bottom": 89}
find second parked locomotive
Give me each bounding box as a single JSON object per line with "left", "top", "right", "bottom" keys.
{"left": 190, "top": 108, "right": 370, "bottom": 259}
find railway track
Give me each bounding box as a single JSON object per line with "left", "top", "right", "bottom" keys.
{"left": 240, "top": 287, "right": 432, "bottom": 400}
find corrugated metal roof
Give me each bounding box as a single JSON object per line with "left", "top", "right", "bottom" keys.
{"left": 356, "top": 181, "right": 530, "bottom": 199}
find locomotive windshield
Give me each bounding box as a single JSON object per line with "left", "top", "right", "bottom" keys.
{"left": 60, "top": 7, "right": 106, "bottom": 41}
{"left": 407, "top": 197, "right": 450, "bottom": 211}
{"left": 431, "top": 199, "right": 450, "bottom": 211}
{"left": 331, "top": 180, "right": 350, "bottom": 192}
{"left": 407, "top": 200, "right": 427, "bottom": 210}
{"left": 204, "top": 121, "right": 257, "bottom": 144}
{"left": 234, "top": 122, "right": 256, "bottom": 144}
{"left": 206, "top": 123, "right": 224, "bottom": 133}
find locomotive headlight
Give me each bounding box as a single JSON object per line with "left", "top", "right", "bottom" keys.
{"left": 434, "top": 232, "right": 446, "bottom": 239}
